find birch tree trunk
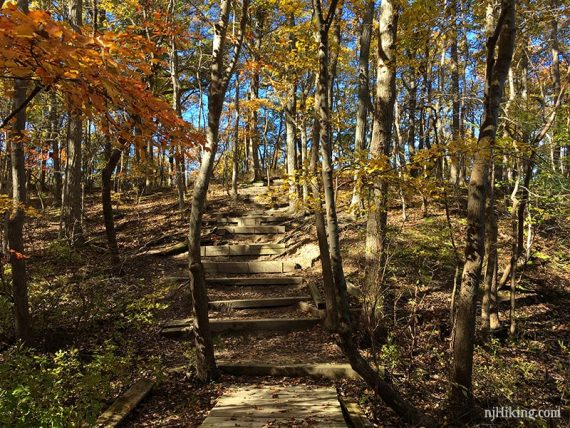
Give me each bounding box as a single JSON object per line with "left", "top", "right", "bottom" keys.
{"left": 187, "top": 0, "right": 248, "bottom": 381}
{"left": 365, "top": 0, "right": 398, "bottom": 290}
{"left": 350, "top": 0, "right": 374, "bottom": 213}
{"left": 285, "top": 19, "right": 298, "bottom": 210}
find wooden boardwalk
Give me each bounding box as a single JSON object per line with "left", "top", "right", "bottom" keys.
{"left": 200, "top": 385, "right": 347, "bottom": 427}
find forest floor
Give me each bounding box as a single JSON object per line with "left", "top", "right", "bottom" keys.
{"left": 2, "top": 182, "right": 569, "bottom": 427}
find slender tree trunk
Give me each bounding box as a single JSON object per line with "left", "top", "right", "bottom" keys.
{"left": 450, "top": 0, "right": 515, "bottom": 414}
{"left": 232, "top": 73, "right": 240, "bottom": 198}
{"left": 102, "top": 139, "right": 122, "bottom": 266}
{"left": 312, "top": 1, "right": 435, "bottom": 425}
{"left": 299, "top": 106, "right": 309, "bottom": 203}
{"left": 48, "top": 92, "right": 62, "bottom": 205}
{"left": 481, "top": 163, "right": 498, "bottom": 336}
{"left": 449, "top": 0, "right": 462, "bottom": 186}
{"left": 169, "top": 27, "right": 185, "bottom": 212}
{"left": 285, "top": 14, "right": 297, "bottom": 209}
{"left": 310, "top": 112, "right": 336, "bottom": 329}
{"left": 62, "top": 0, "right": 84, "bottom": 245}
{"left": 406, "top": 63, "right": 417, "bottom": 176}
{"left": 365, "top": 0, "right": 398, "bottom": 291}
{"left": 350, "top": 0, "right": 374, "bottom": 213}
{"left": 550, "top": 0, "right": 562, "bottom": 172}
{"left": 187, "top": 0, "right": 248, "bottom": 381}
{"left": 286, "top": 82, "right": 297, "bottom": 210}
{"left": 6, "top": 0, "right": 32, "bottom": 344}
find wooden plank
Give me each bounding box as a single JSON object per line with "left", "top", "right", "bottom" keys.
{"left": 215, "top": 225, "right": 285, "bottom": 234}
{"left": 160, "top": 317, "right": 321, "bottom": 334}
{"left": 209, "top": 296, "right": 310, "bottom": 309}
{"left": 210, "top": 317, "right": 321, "bottom": 333}
{"left": 221, "top": 387, "right": 338, "bottom": 400}
{"left": 203, "top": 261, "right": 249, "bottom": 274}
{"left": 200, "top": 244, "right": 286, "bottom": 257}
{"left": 209, "top": 405, "right": 343, "bottom": 418}
{"left": 228, "top": 243, "right": 285, "bottom": 256}
{"left": 217, "top": 362, "right": 360, "bottom": 380}
{"left": 201, "top": 246, "right": 230, "bottom": 257}
{"left": 95, "top": 379, "right": 153, "bottom": 427}
{"left": 159, "top": 325, "right": 193, "bottom": 339}
{"left": 297, "top": 301, "right": 326, "bottom": 318}
{"left": 200, "top": 416, "right": 347, "bottom": 427}
{"left": 213, "top": 216, "right": 290, "bottom": 225}
{"left": 339, "top": 397, "right": 374, "bottom": 428}
{"left": 147, "top": 241, "right": 188, "bottom": 256}
{"left": 206, "top": 276, "right": 303, "bottom": 286}
{"left": 202, "top": 261, "right": 299, "bottom": 274}
{"left": 308, "top": 283, "right": 325, "bottom": 309}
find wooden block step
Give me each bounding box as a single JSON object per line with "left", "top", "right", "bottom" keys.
{"left": 210, "top": 317, "right": 321, "bottom": 332}
{"left": 339, "top": 397, "right": 374, "bottom": 428}
{"left": 202, "top": 261, "right": 299, "bottom": 274}
{"left": 216, "top": 226, "right": 285, "bottom": 234}
{"left": 217, "top": 362, "right": 360, "bottom": 380}
{"left": 95, "top": 378, "right": 153, "bottom": 427}
{"left": 209, "top": 296, "right": 310, "bottom": 309}
{"left": 161, "top": 317, "right": 321, "bottom": 334}
{"left": 160, "top": 324, "right": 193, "bottom": 338}
{"left": 201, "top": 243, "right": 286, "bottom": 257}
{"left": 308, "top": 283, "right": 326, "bottom": 309}
{"left": 211, "top": 216, "right": 290, "bottom": 226}
{"left": 206, "top": 276, "right": 303, "bottom": 286}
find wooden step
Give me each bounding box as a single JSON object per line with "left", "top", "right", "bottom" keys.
{"left": 206, "top": 276, "right": 303, "bottom": 286}
{"left": 209, "top": 296, "right": 310, "bottom": 309}
{"left": 217, "top": 362, "right": 361, "bottom": 380}
{"left": 202, "top": 261, "right": 299, "bottom": 274}
{"left": 213, "top": 216, "right": 290, "bottom": 226}
{"left": 214, "top": 225, "right": 286, "bottom": 234}
{"left": 95, "top": 379, "right": 154, "bottom": 427}
{"left": 339, "top": 397, "right": 374, "bottom": 428}
{"left": 161, "top": 317, "right": 321, "bottom": 334}
{"left": 308, "top": 283, "right": 326, "bottom": 309}
{"left": 201, "top": 243, "right": 285, "bottom": 257}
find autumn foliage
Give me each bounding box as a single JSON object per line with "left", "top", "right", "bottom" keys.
{"left": 0, "top": 3, "right": 203, "bottom": 148}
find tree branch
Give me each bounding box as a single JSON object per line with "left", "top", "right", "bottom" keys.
{"left": 0, "top": 84, "right": 43, "bottom": 129}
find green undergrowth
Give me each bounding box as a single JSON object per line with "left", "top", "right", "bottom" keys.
{"left": 1, "top": 342, "right": 131, "bottom": 427}
{"left": 0, "top": 241, "right": 173, "bottom": 426}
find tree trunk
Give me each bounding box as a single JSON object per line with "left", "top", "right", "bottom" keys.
{"left": 450, "top": 0, "right": 515, "bottom": 414}
{"left": 6, "top": 0, "right": 32, "bottom": 344}
{"left": 309, "top": 95, "right": 336, "bottom": 329}
{"left": 232, "top": 72, "right": 240, "bottom": 198}
{"left": 187, "top": 0, "right": 248, "bottom": 381}
{"left": 102, "top": 140, "right": 122, "bottom": 266}
{"left": 48, "top": 91, "right": 62, "bottom": 205}
{"left": 364, "top": 0, "right": 398, "bottom": 292}
{"left": 481, "top": 163, "right": 498, "bottom": 336}
{"left": 62, "top": 0, "right": 84, "bottom": 246}
{"left": 312, "top": 2, "right": 435, "bottom": 424}
{"left": 550, "top": 0, "right": 562, "bottom": 172}
{"left": 350, "top": 0, "right": 374, "bottom": 213}
{"left": 286, "top": 81, "right": 297, "bottom": 210}
{"left": 449, "top": 0, "right": 462, "bottom": 186}
{"left": 285, "top": 14, "right": 297, "bottom": 209}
